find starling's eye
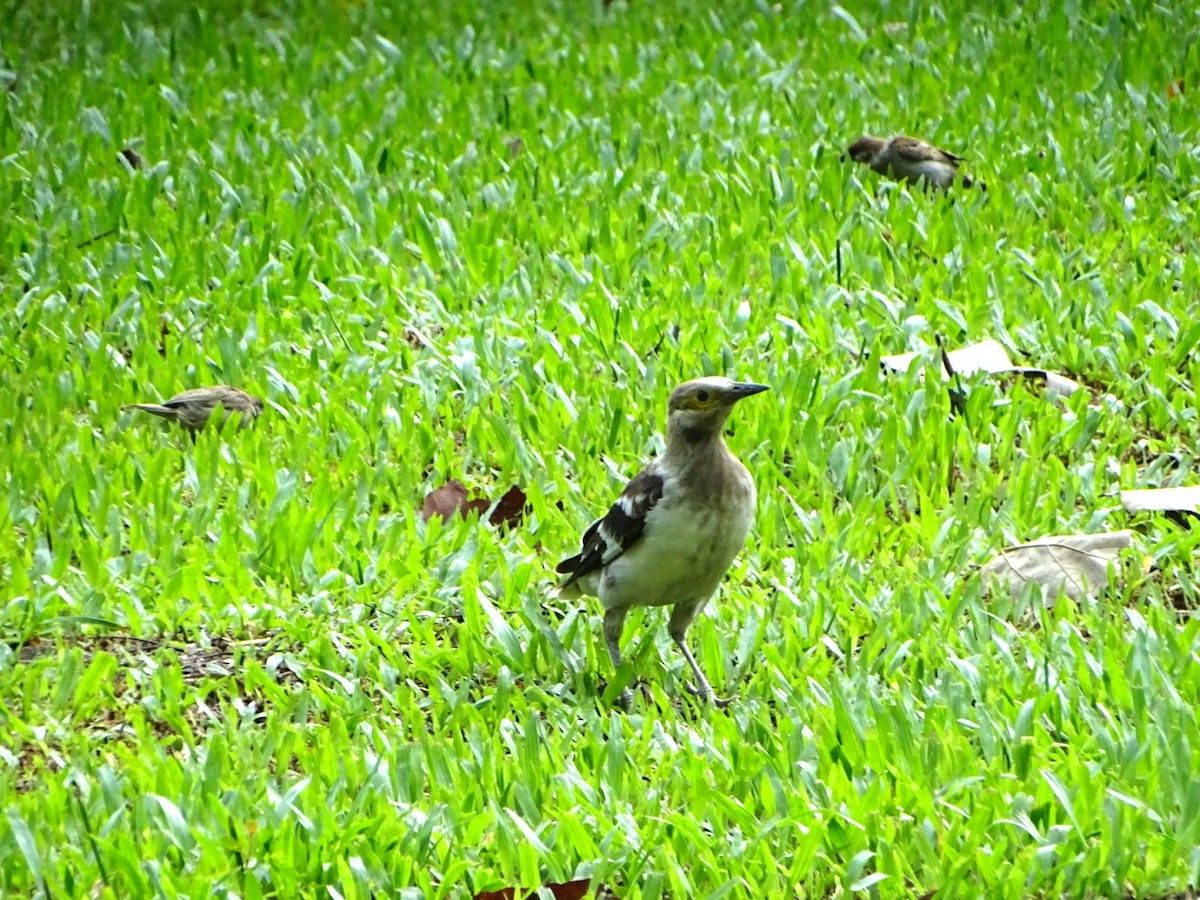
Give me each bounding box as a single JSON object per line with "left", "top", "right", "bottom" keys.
{"left": 697, "top": 390, "right": 710, "bottom": 403}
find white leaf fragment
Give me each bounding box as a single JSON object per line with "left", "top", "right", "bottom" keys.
{"left": 1120, "top": 486, "right": 1200, "bottom": 515}
{"left": 881, "top": 339, "right": 1082, "bottom": 399}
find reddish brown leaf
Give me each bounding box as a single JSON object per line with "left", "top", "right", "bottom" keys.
{"left": 1168, "top": 78, "right": 1185, "bottom": 99}
{"left": 549, "top": 879, "right": 591, "bottom": 899}
{"left": 488, "top": 485, "right": 528, "bottom": 527}
{"left": 421, "top": 480, "right": 526, "bottom": 526}
{"left": 474, "top": 880, "right": 594, "bottom": 900}
{"left": 421, "top": 480, "right": 478, "bottom": 522}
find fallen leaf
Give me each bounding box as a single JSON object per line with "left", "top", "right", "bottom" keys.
{"left": 1000, "top": 367, "right": 1083, "bottom": 400}
{"left": 421, "top": 480, "right": 489, "bottom": 522}
{"left": 882, "top": 338, "right": 1083, "bottom": 399}
{"left": 882, "top": 338, "right": 1012, "bottom": 378}
{"left": 507, "top": 137, "right": 522, "bottom": 159}
{"left": 474, "top": 880, "right": 593, "bottom": 900}
{"left": 1120, "top": 486, "right": 1200, "bottom": 518}
{"left": 979, "top": 530, "right": 1133, "bottom": 606}
{"left": 421, "top": 480, "right": 528, "bottom": 527}
{"left": 119, "top": 147, "right": 143, "bottom": 170}
{"left": 488, "top": 485, "right": 528, "bottom": 527}
{"left": 1168, "top": 78, "right": 1185, "bottom": 99}
{"left": 158, "top": 317, "right": 171, "bottom": 358}
{"left": 404, "top": 324, "right": 444, "bottom": 349}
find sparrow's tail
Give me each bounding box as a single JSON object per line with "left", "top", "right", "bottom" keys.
{"left": 122, "top": 403, "right": 177, "bottom": 419}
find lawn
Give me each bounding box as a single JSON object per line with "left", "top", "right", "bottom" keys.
{"left": 2, "top": 0, "right": 1199, "bottom": 896}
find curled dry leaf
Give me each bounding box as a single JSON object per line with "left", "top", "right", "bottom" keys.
{"left": 119, "top": 147, "right": 144, "bottom": 170}
{"left": 979, "top": 530, "right": 1133, "bottom": 606}
{"left": 1001, "top": 367, "right": 1082, "bottom": 400}
{"left": 881, "top": 338, "right": 1083, "bottom": 399}
{"left": 474, "top": 880, "right": 593, "bottom": 900}
{"left": 420, "top": 480, "right": 529, "bottom": 527}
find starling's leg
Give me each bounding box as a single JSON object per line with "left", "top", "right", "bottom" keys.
{"left": 668, "top": 601, "right": 734, "bottom": 708}
{"left": 602, "top": 607, "right": 634, "bottom": 710}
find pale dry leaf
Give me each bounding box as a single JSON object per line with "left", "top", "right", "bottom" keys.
{"left": 979, "top": 530, "right": 1133, "bottom": 606}
{"left": 882, "top": 339, "right": 1012, "bottom": 378}
{"left": 1005, "top": 367, "right": 1083, "bottom": 399}
{"left": 882, "top": 339, "right": 1083, "bottom": 399}
{"left": 1120, "top": 486, "right": 1200, "bottom": 516}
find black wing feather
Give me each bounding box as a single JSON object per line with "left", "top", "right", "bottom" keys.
{"left": 557, "top": 469, "right": 665, "bottom": 588}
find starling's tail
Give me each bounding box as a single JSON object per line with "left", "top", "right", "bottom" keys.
{"left": 556, "top": 579, "right": 585, "bottom": 601}
{"left": 122, "top": 403, "right": 177, "bottom": 419}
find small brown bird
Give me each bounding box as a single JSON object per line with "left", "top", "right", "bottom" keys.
{"left": 123, "top": 385, "right": 264, "bottom": 433}
{"left": 556, "top": 376, "right": 769, "bottom": 709}
{"left": 844, "top": 135, "right": 978, "bottom": 190}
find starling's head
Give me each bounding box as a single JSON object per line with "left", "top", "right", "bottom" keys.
{"left": 844, "top": 135, "right": 884, "bottom": 163}
{"left": 666, "top": 376, "right": 769, "bottom": 444}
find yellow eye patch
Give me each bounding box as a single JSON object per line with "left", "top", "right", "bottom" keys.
{"left": 680, "top": 390, "right": 717, "bottom": 411}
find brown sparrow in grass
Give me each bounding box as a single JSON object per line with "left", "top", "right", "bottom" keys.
{"left": 123, "top": 385, "right": 263, "bottom": 433}
{"left": 844, "top": 135, "right": 980, "bottom": 190}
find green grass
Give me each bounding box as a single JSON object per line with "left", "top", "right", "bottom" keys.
{"left": 2, "top": 0, "right": 1200, "bottom": 895}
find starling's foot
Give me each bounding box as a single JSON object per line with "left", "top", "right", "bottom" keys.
{"left": 685, "top": 682, "right": 736, "bottom": 708}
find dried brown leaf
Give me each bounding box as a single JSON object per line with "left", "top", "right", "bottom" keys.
{"left": 421, "top": 480, "right": 476, "bottom": 522}
{"left": 488, "top": 485, "right": 528, "bottom": 527}
{"left": 119, "top": 147, "right": 143, "bottom": 170}
{"left": 474, "top": 880, "right": 594, "bottom": 900}
{"left": 422, "top": 480, "right": 526, "bottom": 527}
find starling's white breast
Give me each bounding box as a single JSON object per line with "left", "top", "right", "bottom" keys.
{"left": 597, "top": 463, "right": 755, "bottom": 611}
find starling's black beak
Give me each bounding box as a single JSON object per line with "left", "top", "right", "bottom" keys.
{"left": 731, "top": 382, "right": 770, "bottom": 400}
